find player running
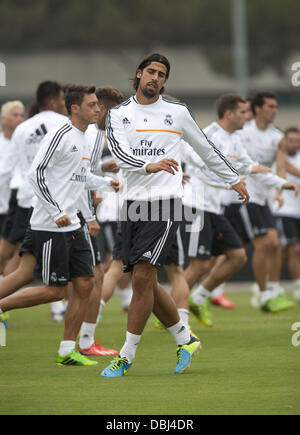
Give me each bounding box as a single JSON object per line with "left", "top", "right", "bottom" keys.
{"left": 0, "top": 85, "right": 120, "bottom": 366}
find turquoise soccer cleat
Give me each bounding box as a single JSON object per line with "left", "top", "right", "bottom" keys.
{"left": 0, "top": 312, "right": 10, "bottom": 330}
{"left": 101, "top": 356, "right": 132, "bottom": 378}
{"left": 174, "top": 335, "right": 202, "bottom": 375}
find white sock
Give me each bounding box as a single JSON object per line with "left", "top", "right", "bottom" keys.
{"left": 119, "top": 331, "right": 141, "bottom": 363}
{"left": 177, "top": 308, "right": 190, "bottom": 330}
{"left": 267, "top": 282, "right": 281, "bottom": 298}
{"left": 79, "top": 322, "right": 97, "bottom": 349}
{"left": 99, "top": 299, "right": 106, "bottom": 314}
{"left": 260, "top": 290, "right": 272, "bottom": 306}
{"left": 211, "top": 283, "right": 225, "bottom": 299}
{"left": 119, "top": 288, "right": 133, "bottom": 308}
{"left": 0, "top": 308, "right": 3, "bottom": 315}
{"left": 51, "top": 301, "right": 65, "bottom": 314}
{"left": 58, "top": 340, "right": 76, "bottom": 357}
{"left": 167, "top": 320, "right": 190, "bottom": 347}
{"left": 191, "top": 284, "right": 211, "bottom": 306}
{"left": 293, "top": 279, "right": 300, "bottom": 301}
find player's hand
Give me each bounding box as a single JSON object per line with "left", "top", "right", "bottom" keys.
{"left": 274, "top": 189, "right": 284, "bottom": 208}
{"left": 182, "top": 173, "right": 191, "bottom": 186}
{"left": 232, "top": 180, "right": 250, "bottom": 205}
{"left": 91, "top": 190, "right": 102, "bottom": 207}
{"left": 146, "top": 159, "right": 179, "bottom": 175}
{"left": 282, "top": 181, "right": 299, "bottom": 196}
{"left": 87, "top": 219, "right": 100, "bottom": 238}
{"left": 55, "top": 215, "right": 72, "bottom": 228}
{"left": 251, "top": 165, "right": 272, "bottom": 175}
{"left": 101, "top": 160, "right": 119, "bottom": 174}
{"left": 111, "top": 178, "right": 121, "bottom": 192}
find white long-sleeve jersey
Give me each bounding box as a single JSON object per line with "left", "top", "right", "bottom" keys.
{"left": 274, "top": 151, "right": 300, "bottom": 218}
{"left": 204, "top": 122, "right": 286, "bottom": 207}
{"left": 0, "top": 111, "right": 68, "bottom": 209}
{"left": 238, "top": 119, "right": 284, "bottom": 205}
{"left": 106, "top": 95, "right": 240, "bottom": 202}
{"left": 29, "top": 121, "right": 114, "bottom": 232}
{"left": 180, "top": 141, "right": 230, "bottom": 214}
{"left": 0, "top": 132, "right": 13, "bottom": 214}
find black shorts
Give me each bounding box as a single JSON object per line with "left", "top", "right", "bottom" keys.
{"left": 8, "top": 206, "right": 31, "bottom": 245}
{"left": 165, "top": 224, "right": 186, "bottom": 267}
{"left": 225, "top": 203, "right": 276, "bottom": 243}
{"left": 185, "top": 211, "right": 242, "bottom": 259}
{"left": 98, "top": 221, "right": 118, "bottom": 259}
{"left": 77, "top": 212, "right": 102, "bottom": 267}
{"left": 1, "top": 189, "right": 18, "bottom": 240}
{"left": 21, "top": 228, "right": 94, "bottom": 287}
{"left": 276, "top": 216, "right": 300, "bottom": 246}
{"left": 120, "top": 199, "right": 181, "bottom": 273}
{"left": 112, "top": 223, "right": 123, "bottom": 261}
{"left": 0, "top": 214, "right": 7, "bottom": 237}
{"left": 82, "top": 224, "right": 102, "bottom": 267}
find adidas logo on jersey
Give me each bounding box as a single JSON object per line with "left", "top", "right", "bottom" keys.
{"left": 142, "top": 251, "right": 152, "bottom": 259}
{"left": 71, "top": 145, "right": 78, "bottom": 152}
{"left": 122, "top": 117, "right": 131, "bottom": 125}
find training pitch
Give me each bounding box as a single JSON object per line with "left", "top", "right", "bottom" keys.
{"left": 0, "top": 283, "right": 299, "bottom": 415}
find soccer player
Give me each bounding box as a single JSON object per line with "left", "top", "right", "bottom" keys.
{"left": 0, "top": 85, "right": 120, "bottom": 366}
{"left": 274, "top": 127, "right": 300, "bottom": 302}
{"left": 77, "top": 86, "right": 123, "bottom": 356}
{"left": 0, "top": 82, "right": 67, "bottom": 279}
{"left": 235, "top": 91, "right": 297, "bottom": 311}
{"left": 183, "top": 94, "right": 295, "bottom": 324}
{"left": 100, "top": 53, "right": 249, "bottom": 378}
{"left": 0, "top": 101, "right": 24, "bottom": 240}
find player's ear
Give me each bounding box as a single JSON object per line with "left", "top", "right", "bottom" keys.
{"left": 136, "top": 69, "right": 142, "bottom": 79}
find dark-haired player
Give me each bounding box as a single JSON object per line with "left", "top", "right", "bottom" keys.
{"left": 0, "top": 85, "right": 120, "bottom": 366}
{"left": 101, "top": 53, "right": 249, "bottom": 378}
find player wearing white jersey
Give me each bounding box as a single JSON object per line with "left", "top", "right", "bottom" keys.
{"left": 274, "top": 128, "right": 300, "bottom": 302}
{"left": 0, "top": 82, "right": 67, "bottom": 278}
{"left": 77, "top": 86, "right": 123, "bottom": 357}
{"left": 182, "top": 95, "right": 292, "bottom": 325}
{"left": 0, "top": 101, "right": 24, "bottom": 238}
{"left": 101, "top": 53, "right": 250, "bottom": 378}
{"left": 0, "top": 85, "right": 120, "bottom": 367}
{"left": 236, "top": 92, "right": 297, "bottom": 312}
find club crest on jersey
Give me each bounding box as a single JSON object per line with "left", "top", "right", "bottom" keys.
{"left": 164, "top": 114, "right": 173, "bottom": 126}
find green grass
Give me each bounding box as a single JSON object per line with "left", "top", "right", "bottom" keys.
{"left": 0, "top": 290, "right": 300, "bottom": 415}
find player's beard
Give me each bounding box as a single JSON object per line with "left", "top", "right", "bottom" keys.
{"left": 140, "top": 82, "right": 160, "bottom": 99}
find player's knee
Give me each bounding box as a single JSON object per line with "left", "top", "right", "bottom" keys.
{"left": 290, "top": 244, "right": 300, "bottom": 257}
{"left": 232, "top": 249, "right": 247, "bottom": 268}
{"left": 255, "top": 235, "right": 273, "bottom": 253}
{"left": 132, "top": 263, "right": 155, "bottom": 293}
{"left": 48, "top": 285, "right": 67, "bottom": 302}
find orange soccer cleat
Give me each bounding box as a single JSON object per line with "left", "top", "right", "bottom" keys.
{"left": 78, "top": 339, "right": 119, "bottom": 357}
{"left": 212, "top": 294, "right": 236, "bottom": 309}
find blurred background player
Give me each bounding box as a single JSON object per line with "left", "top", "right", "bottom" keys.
{"left": 237, "top": 91, "right": 296, "bottom": 312}
{"left": 274, "top": 127, "right": 300, "bottom": 302}
{"left": 0, "top": 81, "right": 67, "bottom": 287}
{"left": 0, "top": 101, "right": 25, "bottom": 276}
